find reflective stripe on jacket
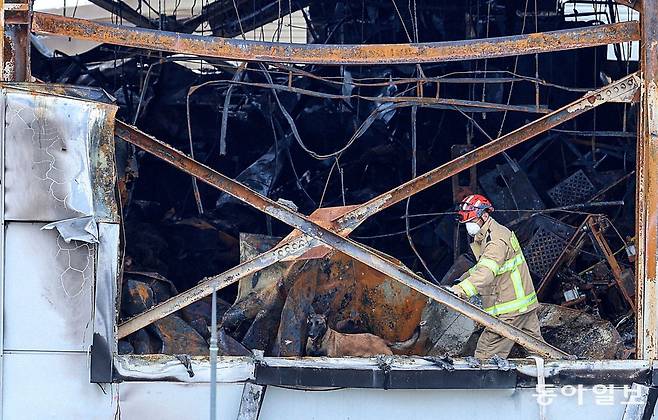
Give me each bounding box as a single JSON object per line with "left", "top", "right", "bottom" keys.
{"left": 456, "top": 217, "right": 538, "bottom": 316}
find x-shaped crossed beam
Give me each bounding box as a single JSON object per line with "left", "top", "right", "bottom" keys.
{"left": 116, "top": 73, "right": 639, "bottom": 359}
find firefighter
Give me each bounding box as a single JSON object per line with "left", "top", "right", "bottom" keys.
{"left": 450, "top": 194, "right": 545, "bottom": 359}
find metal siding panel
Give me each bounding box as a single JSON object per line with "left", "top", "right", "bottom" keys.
{"left": 91, "top": 223, "right": 120, "bottom": 382}
{"left": 4, "top": 222, "right": 94, "bottom": 351}
{"left": 3, "top": 90, "right": 118, "bottom": 222}
{"left": 2, "top": 352, "right": 115, "bottom": 419}
{"left": 119, "top": 382, "right": 243, "bottom": 419}
{"left": 0, "top": 88, "right": 6, "bottom": 420}
{"left": 117, "top": 381, "right": 631, "bottom": 420}
{"left": 258, "top": 387, "right": 628, "bottom": 420}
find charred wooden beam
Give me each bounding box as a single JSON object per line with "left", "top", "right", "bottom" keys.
{"left": 31, "top": 12, "right": 640, "bottom": 65}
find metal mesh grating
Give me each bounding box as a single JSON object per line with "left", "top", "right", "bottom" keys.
{"left": 523, "top": 228, "right": 567, "bottom": 279}
{"left": 547, "top": 169, "right": 596, "bottom": 207}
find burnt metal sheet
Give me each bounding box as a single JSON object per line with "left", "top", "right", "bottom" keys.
{"left": 114, "top": 355, "right": 653, "bottom": 388}
{"left": 6, "top": 83, "right": 116, "bottom": 103}
{"left": 237, "top": 233, "right": 290, "bottom": 301}
{"left": 114, "top": 354, "right": 255, "bottom": 382}
{"left": 479, "top": 162, "right": 545, "bottom": 225}
{"left": 547, "top": 169, "right": 597, "bottom": 207}
{"left": 31, "top": 13, "right": 640, "bottom": 65}
{"left": 114, "top": 122, "right": 569, "bottom": 360}
{"left": 116, "top": 74, "right": 640, "bottom": 348}
{"left": 3, "top": 222, "right": 94, "bottom": 352}
{"left": 275, "top": 250, "right": 427, "bottom": 352}
{"left": 42, "top": 216, "right": 100, "bottom": 243}
{"left": 255, "top": 362, "right": 516, "bottom": 389}
{"left": 2, "top": 85, "right": 119, "bottom": 222}
{"left": 91, "top": 222, "right": 120, "bottom": 383}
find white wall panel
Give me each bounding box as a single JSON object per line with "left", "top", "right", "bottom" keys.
{"left": 4, "top": 223, "right": 94, "bottom": 352}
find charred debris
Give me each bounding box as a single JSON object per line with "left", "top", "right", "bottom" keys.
{"left": 33, "top": 0, "right": 638, "bottom": 360}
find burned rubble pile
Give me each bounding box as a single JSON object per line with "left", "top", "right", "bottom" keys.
{"left": 33, "top": 0, "right": 638, "bottom": 359}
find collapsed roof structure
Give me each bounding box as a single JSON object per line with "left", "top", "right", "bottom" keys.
{"left": 16, "top": 0, "right": 647, "bottom": 359}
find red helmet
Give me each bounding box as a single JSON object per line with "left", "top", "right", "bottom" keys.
{"left": 456, "top": 194, "right": 494, "bottom": 223}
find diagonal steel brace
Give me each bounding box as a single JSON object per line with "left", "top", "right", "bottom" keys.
{"left": 116, "top": 73, "right": 639, "bottom": 358}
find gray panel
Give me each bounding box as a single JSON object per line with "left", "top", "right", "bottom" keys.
{"left": 119, "top": 382, "right": 243, "bottom": 420}
{"left": 118, "top": 381, "right": 629, "bottom": 420}
{"left": 4, "top": 222, "right": 94, "bottom": 351}
{"left": 259, "top": 386, "right": 627, "bottom": 420}
{"left": 2, "top": 352, "right": 115, "bottom": 419}
{"left": 3, "top": 88, "right": 118, "bottom": 222}
{"left": 92, "top": 222, "right": 120, "bottom": 382}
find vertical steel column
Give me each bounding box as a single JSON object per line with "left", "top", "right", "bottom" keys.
{"left": 636, "top": 0, "right": 658, "bottom": 359}
{"left": 1, "top": 0, "right": 30, "bottom": 81}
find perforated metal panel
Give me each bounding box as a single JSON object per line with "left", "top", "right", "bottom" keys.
{"left": 547, "top": 169, "right": 596, "bottom": 207}
{"left": 523, "top": 228, "right": 566, "bottom": 279}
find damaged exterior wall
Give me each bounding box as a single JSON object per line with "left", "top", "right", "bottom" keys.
{"left": 0, "top": 84, "right": 120, "bottom": 417}
{"left": 2, "top": 0, "right": 658, "bottom": 418}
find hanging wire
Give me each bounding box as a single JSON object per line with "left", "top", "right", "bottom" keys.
{"left": 405, "top": 105, "right": 439, "bottom": 283}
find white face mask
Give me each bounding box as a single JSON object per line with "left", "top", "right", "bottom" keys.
{"left": 465, "top": 221, "right": 481, "bottom": 237}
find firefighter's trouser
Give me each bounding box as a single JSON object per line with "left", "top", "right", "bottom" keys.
{"left": 474, "top": 308, "right": 543, "bottom": 360}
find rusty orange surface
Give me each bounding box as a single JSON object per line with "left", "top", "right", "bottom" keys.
{"left": 286, "top": 250, "right": 427, "bottom": 343}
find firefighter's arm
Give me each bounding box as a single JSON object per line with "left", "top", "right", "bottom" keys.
{"left": 453, "top": 239, "right": 507, "bottom": 298}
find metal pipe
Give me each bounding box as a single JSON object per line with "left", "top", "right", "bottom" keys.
{"left": 31, "top": 12, "right": 640, "bottom": 65}
{"left": 114, "top": 121, "right": 570, "bottom": 359}
{"left": 209, "top": 286, "right": 218, "bottom": 420}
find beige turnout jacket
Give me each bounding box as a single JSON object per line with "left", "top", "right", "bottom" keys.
{"left": 452, "top": 217, "right": 538, "bottom": 317}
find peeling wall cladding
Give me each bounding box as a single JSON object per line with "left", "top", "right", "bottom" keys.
{"left": 1, "top": 85, "right": 120, "bottom": 417}
{"left": 2, "top": 86, "right": 119, "bottom": 222}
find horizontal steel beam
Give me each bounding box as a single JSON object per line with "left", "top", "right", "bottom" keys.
{"left": 114, "top": 121, "right": 570, "bottom": 359}
{"left": 32, "top": 12, "right": 640, "bottom": 65}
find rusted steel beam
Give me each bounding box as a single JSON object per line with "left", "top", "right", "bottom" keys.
{"left": 636, "top": 0, "right": 658, "bottom": 359}
{"left": 118, "top": 235, "right": 313, "bottom": 338}
{"left": 1, "top": 0, "right": 30, "bottom": 81}
{"left": 587, "top": 217, "right": 636, "bottom": 312}
{"left": 117, "top": 74, "right": 638, "bottom": 341}
{"left": 31, "top": 12, "right": 640, "bottom": 65}
{"left": 114, "top": 121, "right": 570, "bottom": 359}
